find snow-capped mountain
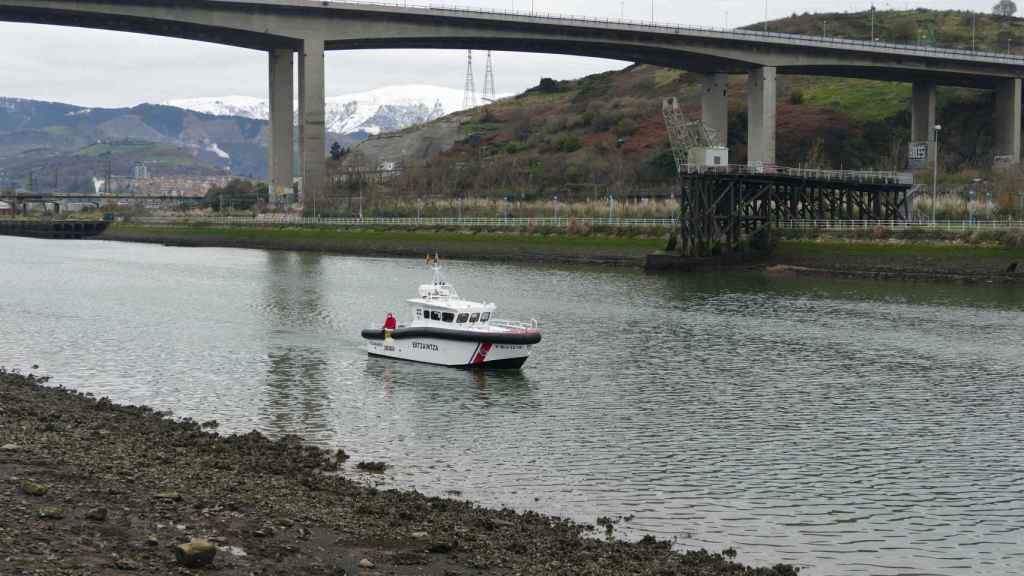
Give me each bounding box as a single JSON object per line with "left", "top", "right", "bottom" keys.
{"left": 166, "top": 95, "right": 269, "bottom": 122}
{"left": 165, "top": 85, "right": 497, "bottom": 136}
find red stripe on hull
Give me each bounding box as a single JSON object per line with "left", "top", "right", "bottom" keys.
{"left": 472, "top": 343, "right": 494, "bottom": 365}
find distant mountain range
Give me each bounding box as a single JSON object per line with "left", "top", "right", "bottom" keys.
{"left": 165, "top": 84, "right": 481, "bottom": 136}
{"left": 0, "top": 85, "right": 484, "bottom": 189}
{"left": 0, "top": 97, "right": 270, "bottom": 189}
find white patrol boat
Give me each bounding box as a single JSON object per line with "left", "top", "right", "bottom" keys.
{"left": 362, "top": 258, "right": 542, "bottom": 369}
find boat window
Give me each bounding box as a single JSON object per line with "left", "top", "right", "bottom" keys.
{"left": 469, "top": 313, "right": 480, "bottom": 323}
{"left": 416, "top": 309, "right": 422, "bottom": 318}
{"left": 430, "top": 311, "right": 441, "bottom": 321}
{"left": 456, "top": 313, "right": 469, "bottom": 324}
{"left": 481, "top": 312, "right": 491, "bottom": 322}
{"left": 442, "top": 312, "right": 455, "bottom": 323}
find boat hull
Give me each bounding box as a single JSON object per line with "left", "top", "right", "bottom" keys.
{"left": 365, "top": 336, "right": 532, "bottom": 369}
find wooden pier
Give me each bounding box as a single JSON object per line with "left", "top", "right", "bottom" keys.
{"left": 676, "top": 166, "right": 916, "bottom": 257}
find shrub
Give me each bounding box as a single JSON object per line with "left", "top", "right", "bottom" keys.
{"left": 615, "top": 118, "right": 640, "bottom": 137}
{"left": 555, "top": 135, "right": 583, "bottom": 153}
{"left": 537, "top": 78, "right": 560, "bottom": 93}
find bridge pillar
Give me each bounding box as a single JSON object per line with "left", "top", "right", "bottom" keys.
{"left": 747, "top": 67, "right": 776, "bottom": 165}
{"left": 995, "top": 78, "right": 1022, "bottom": 165}
{"left": 701, "top": 73, "right": 729, "bottom": 147}
{"left": 911, "top": 80, "right": 936, "bottom": 167}
{"left": 299, "top": 37, "right": 326, "bottom": 213}
{"left": 268, "top": 48, "right": 294, "bottom": 204}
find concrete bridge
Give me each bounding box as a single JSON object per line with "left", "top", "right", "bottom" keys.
{"left": 2, "top": 0, "right": 1022, "bottom": 206}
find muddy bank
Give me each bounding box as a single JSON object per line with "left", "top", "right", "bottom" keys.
{"left": 99, "top": 224, "right": 662, "bottom": 267}
{"left": 0, "top": 370, "right": 797, "bottom": 576}
{"left": 764, "top": 264, "right": 1024, "bottom": 284}
{"left": 767, "top": 239, "right": 1024, "bottom": 284}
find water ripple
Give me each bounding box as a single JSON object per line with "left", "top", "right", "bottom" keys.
{"left": 2, "top": 238, "right": 1024, "bottom": 575}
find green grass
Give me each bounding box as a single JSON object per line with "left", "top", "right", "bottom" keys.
{"left": 800, "top": 79, "right": 911, "bottom": 123}
{"left": 103, "top": 224, "right": 664, "bottom": 264}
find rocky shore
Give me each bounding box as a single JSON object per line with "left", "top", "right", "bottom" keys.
{"left": 0, "top": 370, "right": 797, "bottom": 575}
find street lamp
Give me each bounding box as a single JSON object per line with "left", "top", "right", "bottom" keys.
{"left": 932, "top": 124, "right": 942, "bottom": 224}
{"left": 553, "top": 194, "right": 559, "bottom": 220}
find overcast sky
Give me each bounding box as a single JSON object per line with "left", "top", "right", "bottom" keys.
{"left": 0, "top": 0, "right": 988, "bottom": 108}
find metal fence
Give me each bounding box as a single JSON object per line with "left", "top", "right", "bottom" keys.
{"left": 331, "top": 1, "right": 1024, "bottom": 65}
{"left": 680, "top": 164, "right": 914, "bottom": 185}
{"left": 129, "top": 216, "right": 1024, "bottom": 231}
{"left": 779, "top": 219, "right": 1024, "bottom": 231}
{"left": 132, "top": 215, "right": 678, "bottom": 228}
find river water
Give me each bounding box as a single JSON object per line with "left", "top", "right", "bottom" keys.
{"left": 1, "top": 236, "right": 1023, "bottom": 575}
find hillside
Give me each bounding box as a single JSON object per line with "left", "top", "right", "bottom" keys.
{"left": 344, "top": 9, "right": 1023, "bottom": 204}
{"left": 0, "top": 98, "right": 367, "bottom": 191}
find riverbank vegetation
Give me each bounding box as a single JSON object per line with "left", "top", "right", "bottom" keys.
{"left": 299, "top": 194, "right": 679, "bottom": 220}
{"left": 0, "top": 369, "right": 798, "bottom": 575}
{"left": 100, "top": 221, "right": 1024, "bottom": 282}
{"left": 101, "top": 224, "right": 665, "bottom": 265}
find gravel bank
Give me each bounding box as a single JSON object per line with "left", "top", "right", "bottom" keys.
{"left": 0, "top": 370, "right": 798, "bottom": 575}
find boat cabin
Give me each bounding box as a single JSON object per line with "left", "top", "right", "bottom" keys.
{"left": 408, "top": 282, "right": 496, "bottom": 328}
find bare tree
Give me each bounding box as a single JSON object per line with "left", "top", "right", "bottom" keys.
{"left": 994, "top": 0, "right": 1018, "bottom": 17}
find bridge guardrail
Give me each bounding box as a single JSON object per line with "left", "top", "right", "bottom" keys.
{"left": 336, "top": 1, "right": 1024, "bottom": 65}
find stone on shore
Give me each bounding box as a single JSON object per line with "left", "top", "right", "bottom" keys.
{"left": 85, "top": 507, "right": 108, "bottom": 522}
{"left": 20, "top": 480, "right": 49, "bottom": 496}
{"left": 174, "top": 538, "right": 217, "bottom": 568}
{"left": 39, "top": 506, "right": 64, "bottom": 519}
{"left": 1, "top": 443, "right": 21, "bottom": 451}
{"left": 356, "top": 461, "right": 387, "bottom": 473}
{"left": 358, "top": 558, "right": 375, "bottom": 569}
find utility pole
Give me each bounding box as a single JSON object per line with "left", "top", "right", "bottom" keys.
{"left": 972, "top": 12, "right": 977, "bottom": 50}
{"left": 932, "top": 125, "right": 941, "bottom": 223}
{"left": 870, "top": 5, "right": 876, "bottom": 41}
{"left": 104, "top": 154, "right": 112, "bottom": 195}
{"left": 764, "top": 0, "right": 768, "bottom": 32}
